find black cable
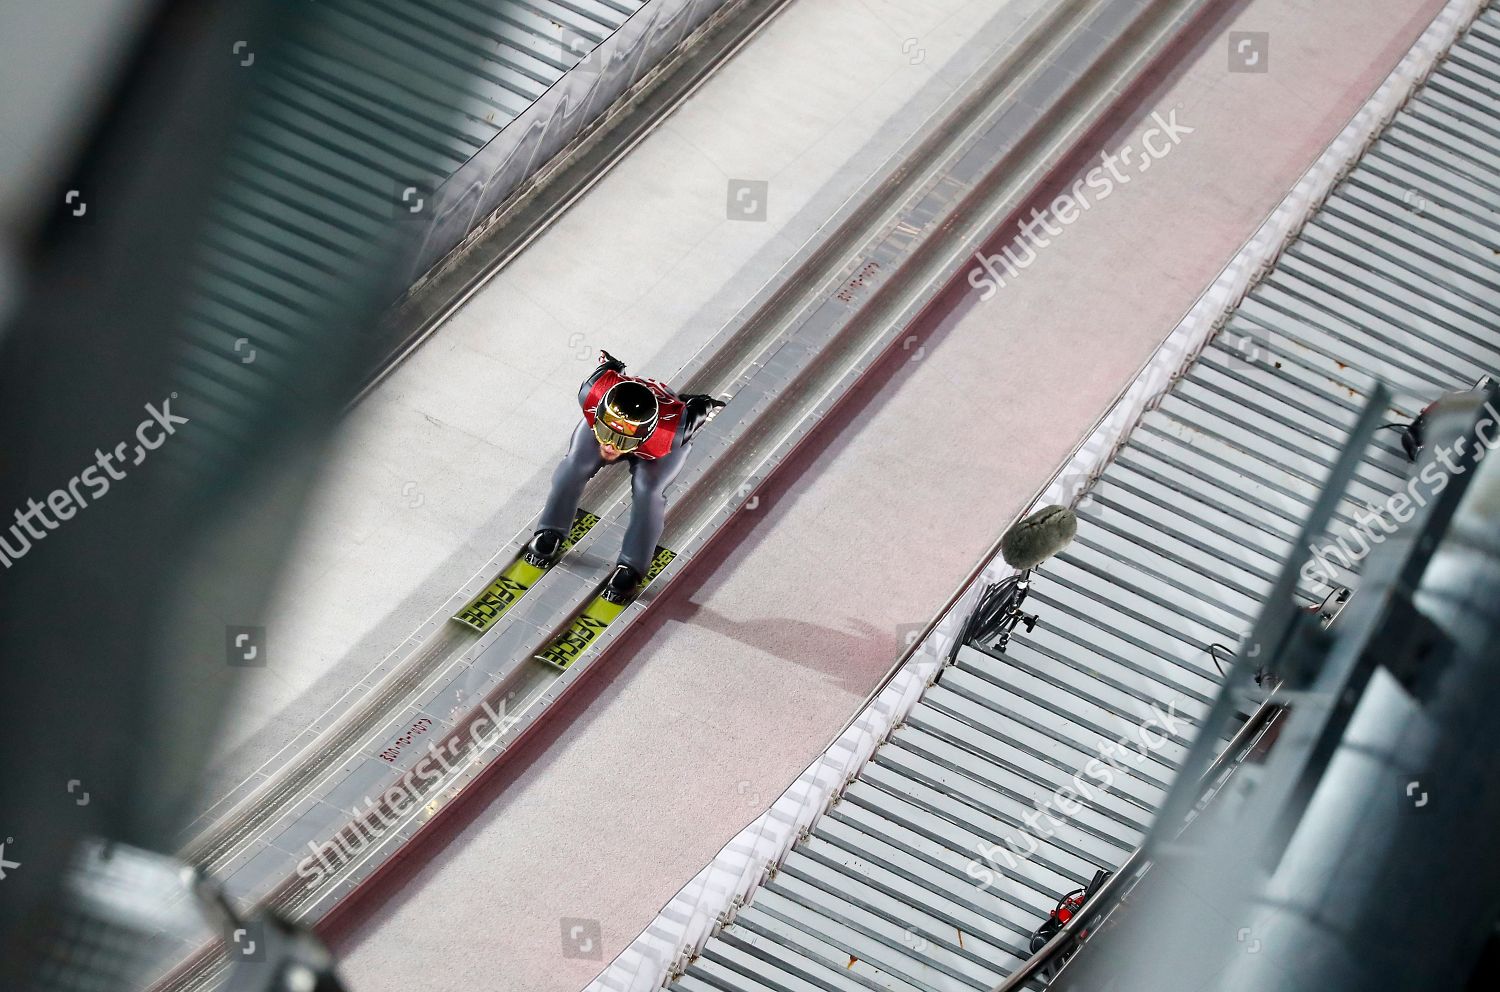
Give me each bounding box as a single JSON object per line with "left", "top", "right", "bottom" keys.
{"left": 948, "top": 575, "right": 1022, "bottom": 663}
{"left": 1207, "top": 642, "right": 1236, "bottom": 677}
{"left": 971, "top": 577, "right": 1021, "bottom": 640}
{"left": 1314, "top": 586, "right": 1347, "bottom": 618}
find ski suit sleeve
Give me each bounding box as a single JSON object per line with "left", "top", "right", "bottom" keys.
{"left": 679, "top": 394, "right": 727, "bottom": 443}
{"left": 578, "top": 351, "right": 627, "bottom": 407}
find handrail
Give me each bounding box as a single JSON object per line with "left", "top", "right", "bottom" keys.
{"left": 1011, "top": 395, "right": 1500, "bottom": 989}
{"left": 991, "top": 692, "right": 1285, "bottom": 991}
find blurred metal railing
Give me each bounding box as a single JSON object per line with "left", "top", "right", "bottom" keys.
{"left": 997, "top": 693, "right": 1286, "bottom": 991}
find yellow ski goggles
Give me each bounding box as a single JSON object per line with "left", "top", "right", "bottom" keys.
{"left": 592, "top": 413, "right": 644, "bottom": 452}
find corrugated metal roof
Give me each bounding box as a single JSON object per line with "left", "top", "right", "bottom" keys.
{"left": 280, "top": 0, "right": 647, "bottom": 145}
{"left": 165, "top": 0, "right": 671, "bottom": 480}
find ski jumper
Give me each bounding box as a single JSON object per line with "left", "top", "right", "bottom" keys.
{"left": 537, "top": 358, "right": 713, "bottom": 573}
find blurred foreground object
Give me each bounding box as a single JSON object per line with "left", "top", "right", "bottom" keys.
{"left": 1057, "top": 389, "right": 1500, "bottom": 992}
{"left": 0, "top": 0, "right": 501, "bottom": 986}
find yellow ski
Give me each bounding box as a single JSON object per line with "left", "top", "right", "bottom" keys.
{"left": 534, "top": 546, "right": 678, "bottom": 671}
{"left": 451, "top": 509, "right": 600, "bottom": 633}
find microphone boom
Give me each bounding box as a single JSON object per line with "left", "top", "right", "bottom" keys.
{"left": 1000, "top": 505, "right": 1078, "bottom": 570}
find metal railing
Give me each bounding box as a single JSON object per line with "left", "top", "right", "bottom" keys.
{"left": 989, "top": 385, "right": 1394, "bottom": 991}
{"left": 995, "top": 378, "right": 1500, "bottom": 989}
{"left": 993, "top": 693, "right": 1285, "bottom": 990}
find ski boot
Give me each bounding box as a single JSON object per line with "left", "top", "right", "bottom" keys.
{"left": 522, "top": 528, "right": 564, "bottom": 568}
{"left": 602, "top": 562, "right": 642, "bottom": 604}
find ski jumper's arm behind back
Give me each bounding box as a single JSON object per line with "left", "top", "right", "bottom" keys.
{"left": 679, "top": 393, "right": 727, "bottom": 442}
{"left": 578, "top": 350, "right": 627, "bottom": 407}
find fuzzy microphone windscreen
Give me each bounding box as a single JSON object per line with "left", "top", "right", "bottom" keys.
{"left": 1001, "top": 504, "right": 1078, "bottom": 570}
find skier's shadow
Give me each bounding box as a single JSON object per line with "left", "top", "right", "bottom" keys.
{"left": 663, "top": 599, "right": 906, "bottom": 695}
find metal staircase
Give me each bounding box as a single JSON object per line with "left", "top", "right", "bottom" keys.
{"left": 667, "top": 6, "right": 1500, "bottom": 991}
